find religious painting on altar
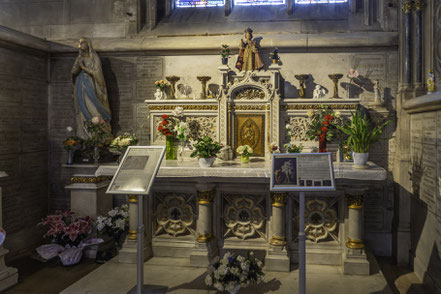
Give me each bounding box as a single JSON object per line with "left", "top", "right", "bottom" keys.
{"left": 270, "top": 153, "right": 335, "bottom": 191}
{"left": 234, "top": 114, "right": 265, "bottom": 156}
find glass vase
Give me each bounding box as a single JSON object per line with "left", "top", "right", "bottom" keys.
{"left": 93, "top": 146, "right": 100, "bottom": 164}
{"left": 67, "top": 150, "right": 74, "bottom": 165}
{"left": 165, "top": 136, "right": 177, "bottom": 160}
{"left": 241, "top": 155, "right": 250, "bottom": 163}
{"left": 319, "top": 140, "right": 327, "bottom": 153}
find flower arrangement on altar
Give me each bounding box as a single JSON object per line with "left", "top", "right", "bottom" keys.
{"left": 110, "top": 133, "right": 138, "bottom": 152}
{"left": 268, "top": 142, "right": 280, "bottom": 153}
{"left": 84, "top": 116, "right": 112, "bottom": 147}
{"left": 63, "top": 136, "right": 82, "bottom": 150}
{"left": 96, "top": 205, "right": 129, "bottom": 240}
{"left": 284, "top": 143, "right": 303, "bottom": 153}
{"left": 236, "top": 145, "right": 254, "bottom": 163}
{"left": 204, "top": 251, "right": 265, "bottom": 293}
{"left": 38, "top": 210, "right": 93, "bottom": 247}
{"left": 155, "top": 80, "right": 169, "bottom": 92}
{"left": 158, "top": 107, "right": 189, "bottom": 160}
{"left": 190, "top": 136, "right": 222, "bottom": 159}
{"left": 306, "top": 105, "right": 342, "bottom": 152}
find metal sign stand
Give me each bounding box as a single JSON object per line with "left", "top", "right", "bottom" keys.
{"left": 299, "top": 191, "right": 306, "bottom": 294}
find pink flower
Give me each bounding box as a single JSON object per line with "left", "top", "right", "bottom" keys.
{"left": 348, "top": 68, "right": 359, "bottom": 79}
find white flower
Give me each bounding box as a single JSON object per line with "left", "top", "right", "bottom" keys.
{"left": 115, "top": 218, "right": 125, "bottom": 229}
{"left": 335, "top": 110, "right": 341, "bottom": 118}
{"left": 285, "top": 123, "right": 291, "bottom": 130}
{"left": 66, "top": 126, "right": 73, "bottom": 132}
{"left": 241, "top": 282, "right": 247, "bottom": 288}
{"left": 204, "top": 275, "right": 213, "bottom": 286}
{"left": 240, "top": 274, "right": 247, "bottom": 282}
{"left": 218, "top": 265, "right": 228, "bottom": 275}
{"left": 240, "top": 261, "right": 250, "bottom": 272}
{"left": 207, "top": 265, "right": 215, "bottom": 274}
{"left": 237, "top": 255, "right": 245, "bottom": 263}
{"left": 230, "top": 267, "right": 239, "bottom": 276}
{"left": 214, "top": 271, "right": 220, "bottom": 280}
{"left": 108, "top": 210, "right": 117, "bottom": 217}
{"left": 226, "top": 282, "right": 237, "bottom": 292}
{"left": 91, "top": 116, "right": 100, "bottom": 125}
{"left": 257, "top": 260, "right": 263, "bottom": 268}
{"left": 223, "top": 252, "right": 232, "bottom": 260}
{"left": 214, "top": 282, "right": 224, "bottom": 291}
{"left": 307, "top": 109, "right": 314, "bottom": 117}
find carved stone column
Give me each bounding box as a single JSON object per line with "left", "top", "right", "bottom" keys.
{"left": 265, "top": 192, "right": 290, "bottom": 272}
{"left": 402, "top": 1, "right": 412, "bottom": 86}
{"left": 413, "top": 0, "right": 424, "bottom": 88}
{"left": 190, "top": 183, "right": 218, "bottom": 267}
{"left": 119, "top": 195, "right": 139, "bottom": 263}
{"left": 343, "top": 188, "right": 370, "bottom": 275}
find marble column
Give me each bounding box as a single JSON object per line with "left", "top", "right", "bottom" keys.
{"left": 190, "top": 183, "right": 218, "bottom": 267}
{"left": 119, "top": 195, "right": 139, "bottom": 263}
{"left": 413, "top": 0, "right": 424, "bottom": 87}
{"left": 265, "top": 192, "right": 290, "bottom": 272}
{"left": 0, "top": 172, "right": 18, "bottom": 291}
{"left": 343, "top": 188, "right": 370, "bottom": 275}
{"left": 402, "top": 1, "right": 412, "bottom": 86}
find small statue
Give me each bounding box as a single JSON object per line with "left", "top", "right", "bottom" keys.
{"left": 154, "top": 88, "right": 164, "bottom": 100}
{"left": 313, "top": 85, "right": 325, "bottom": 99}
{"left": 235, "top": 28, "right": 264, "bottom": 72}
{"left": 374, "top": 79, "right": 382, "bottom": 105}
{"left": 428, "top": 70, "right": 436, "bottom": 93}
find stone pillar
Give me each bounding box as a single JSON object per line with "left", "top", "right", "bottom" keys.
{"left": 265, "top": 192, "right": 290, "bottom": 272}
{"left": 0, "top": 172, "right": 18, "bottom": 291}
{"left": 413, "top": 0, "right": 424, "bottom": 87}
{"left": 343, "top": 189, "right": 370, "bottom": 275}
{"left": 65, "top": 175, "right": 112, "bottom": 217}
{"left": 119, "top": 195, "right": 139, "bottom": 263}
{"left": 190, "top": 183, "right": 218, "bottom": 267}
{"left": 402, "top": 1, "right": 412, "bottom": 86}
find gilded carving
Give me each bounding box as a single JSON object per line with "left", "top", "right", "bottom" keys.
{"left": 148, "top": 105, "right": 218, "bottom": 111}
{"left": 347, "top": 194, "right": 364, "bottom": 209}
{"left": 233, "top": 105, "right": 267, "bottom": 110}
{"left": 128, "top": 195, "right": 138, "bottom": 203}
{"left": 413, "top": 0, "right": 425, "bottom": 11}
{"left": 223, "top": 195, "right": 266, "bottom": 240}
{"left": 271, "top": 192, "right": 288, "bottom": 207}
{"left": 70, "top": 176, "right": 109, "bottom": 184}
{"left": 197, "top": 233, "right": 213, "bottom": 243}
{"left": 282, "top": 104, "right": 357, "bottom": 110}
{"left": 235, "top": 88, "right": 265, "bottom": 100}
{"left": 234, "top": 115, "right": 265, "bottom": 156}
{"left": 154, "top": 195, "right": 195, "bottom": 237}
{"left": 402, "top": 0, "right": 413, "bottom": 13}
{"left": 270, "top": 236, "right": 287, "bottom": 246}
{"left": 346, "top": 237, "right": 365, "bottom": 249}
{"left": 197, "top": 190, "right": 215, "bottom": 204}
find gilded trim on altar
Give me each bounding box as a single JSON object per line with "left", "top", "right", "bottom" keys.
{"left": 149, "top": 105, "right": 218, "bottom": 111}
{"left": 234, "top": 114, "right": 265, "bottom": 157}
{"left": 70, "top": 176, "right": 109, "bottom": 184}
{"left": 282, "top": 104, "right": 358, "bottom": 110}
{"left": 232, "top": 105, "right": 269, "bottom": 111}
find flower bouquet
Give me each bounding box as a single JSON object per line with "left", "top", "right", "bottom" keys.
{"left": 158, "top": 109, "right": 189, "bottom": 160}
{"left": 110, "top": 134, "right": 138, "bottom": 162}
{"left": 155, "top": 79, "right": 169, "bottom": 92}
{"left": 236, "top": 145, "right": 253, "bottom": 163}
{"left": 283, "top": 143, "right": 303, "bottom": 153}
{"left": 96, "top": 205, "right": 129, "bottom": 247}
{"left": 268, "top": 142, "right": 280, "bottom": 154}
{"left": 205, "top": 251, "right": 265, "bottom": 293}
{"left": 36, "top": 210, "right": 102, "bottom": 266}
{"left": 306, "top": 105, "right": 342, "bottom": 152}
{"left": 83, "top": 117, "right": 113, "bottom": 164}
{"left": 190, "top": 136, "right": 222, "bottom": 167}
{"left": 63, "top": 136, "right": 83, "bottom": 165}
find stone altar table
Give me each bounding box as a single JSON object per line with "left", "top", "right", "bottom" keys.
{"left": 96, "top": 159, "right": 386, "bottom": 274}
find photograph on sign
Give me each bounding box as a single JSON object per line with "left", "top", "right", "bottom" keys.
{"left": 270, "top": 153, "right": 335, "bottom": 191}
{"left": 107, "top": 146, "right": 165, "bottom": 195}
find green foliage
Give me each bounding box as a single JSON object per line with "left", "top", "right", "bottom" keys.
{"left": 283, "top": 143, "right": 303, "bottom": 153}
{"left": 336, "top": 109, "right": 391, "bottom": 153}
{"left": 220, "top": 44, "right": 231, "bottom": 58}
{"left": 190, "top": 136, "right": 222, "bottom": 158}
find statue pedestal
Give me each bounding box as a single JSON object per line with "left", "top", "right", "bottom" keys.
{"left": 0, "top": 172, "right": 18, "bottom": 291}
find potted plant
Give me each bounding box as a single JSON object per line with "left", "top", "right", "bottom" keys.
{"left": 220, "top": 44, "right": 231, "bottom": 65}
{"left": 283, "top": 143, "right": 303, "bottom": 153}
{"left": 305, "top": 105, "right": 342, "bottom": 152}
{"left": 336, "top": 109, "right": 390, "bottom": 168}
{"left": 96, "top": 205, "right": 129, "bottom": 248}
{"left": 204, "top": 251, "right": 264, "bottom": 294}
{"left": 236, "top": 145, "right": 254, "bottom": 163}
{"left": 190, "top": 136, "right": 222, "bottom": 167}
{"left": 269, "top": 48, "right": 280, "bottom": 64}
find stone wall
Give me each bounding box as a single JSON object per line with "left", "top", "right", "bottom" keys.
{"left": 0, "top": 30, "right": 49, "bottom": 259}
{"left": 0, "top": 0, "right": 138, "bottom": 40}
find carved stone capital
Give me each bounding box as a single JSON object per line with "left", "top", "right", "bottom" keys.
{"left": 346, "top": 195, "right": 363, "bottom": 209}
{"left": 197, "top": 190, "right": 215, "bottom": 205}
{"left": 196, "top": 233, "right": 213, "bottom": 243}
{"left": 346, "top": 237, "right": 365, "bottom": 249}
{"left": 271, "top": 192, "right": 288, "bottom": 207}
{"left": 270, "top": 236, "right": 287, "bottom": 246}
{"left": 402, "top": 1, "right": 412, "bottom": 13}
{"left": 413, "top": 0, "right": 424, "bottom": 11}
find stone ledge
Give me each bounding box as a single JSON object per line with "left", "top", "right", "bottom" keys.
{"left": 403, "top": 91, "right": 441, "bottom": 113}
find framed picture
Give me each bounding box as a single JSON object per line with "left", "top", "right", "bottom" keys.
{"left": 107, "top": 146, "right": 166, "bottom": 195}
{"left": 270, "top": 153, "right": 336, "bottom": 192}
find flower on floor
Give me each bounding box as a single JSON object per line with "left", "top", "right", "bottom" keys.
{"left": 205, "top": 251, "right": 265, "bottom": 291}
{"left": 96, "top": 205, "right": 129, "bottom": 238}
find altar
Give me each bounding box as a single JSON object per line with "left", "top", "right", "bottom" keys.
{"left": 94, "top": 159, "right": 386, "bottom": 275}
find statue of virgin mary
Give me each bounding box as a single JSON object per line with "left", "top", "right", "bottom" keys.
{"left": 71, "top": 37, "right": 112, "bottom": 139}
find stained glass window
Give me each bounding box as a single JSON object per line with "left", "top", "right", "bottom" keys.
{"left": 295, "top": 0, "right": 347, "bottom": 4}
{"left": 176, "top": 0, "right": 225, "bottom": 7}
{"left": 234, "top": 0, "right": 285, "bottom": 5}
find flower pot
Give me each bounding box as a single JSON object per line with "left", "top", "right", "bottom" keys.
{"left": 59, "top": 247, "right": 83, "bottom": 266}
{"left": 272, "top": 59, "right": 278, "bottom": 64}
{"left": 165, "top": 136, "right": 177, "bottom": 160}
{"left": 241, "top": 155, "right": 250, "bottom": 163}
{"left": 222, "top": 57, "right": 228, "bottom": 65}
{"left": 198, "top": 157, "right": 215, "bottom": 167}
{"left": 67, "top": 150, "right": 74, "bottom": 165}
{"left": 353, "top": 152, "right": 369, "bottom": 169}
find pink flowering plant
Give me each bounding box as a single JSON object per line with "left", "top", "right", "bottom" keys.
{"left": 38, "top": 210, "right": 93, "bottom": 247}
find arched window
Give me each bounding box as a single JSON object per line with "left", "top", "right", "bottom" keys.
{"left": 234, "top": 0, "right": 285, "bottom": 5}
{"left": 176, "top": 0, "right": 225, "bottom": 8}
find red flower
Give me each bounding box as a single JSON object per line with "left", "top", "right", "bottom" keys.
{"left": 165, "top": 132, "right": 173, "bottom": 136}
{"left": 320, "top": 126, "right": 328, "bottom": 132}
{"left": 323, "top": 120, "right": 330, "bottom": 126}
{"left": 324, "top": 114, "right": 333, "bottom": 121}
{"left": 158, "top": 126, "right": 163, "bottom": 131}
{"left": 315, "top": 132, "right": 319, "bottom": 136}
{"left": 161, "top": 120, "right": 168, "bottom": 126}
{"left": 161, "top": 114, "right": 169, "bottom": 119}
